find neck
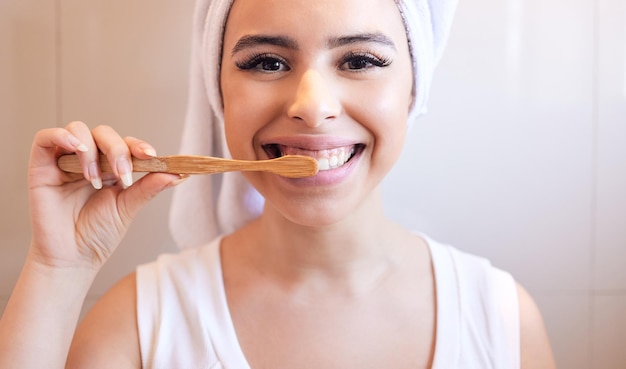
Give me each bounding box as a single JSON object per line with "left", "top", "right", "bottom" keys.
{"left": 235, "top": 188, "right": 410, "bottom": 293}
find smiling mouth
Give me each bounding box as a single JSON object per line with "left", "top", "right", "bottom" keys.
{"left": 263, "top": 144, "right": 364, "bottom": 171}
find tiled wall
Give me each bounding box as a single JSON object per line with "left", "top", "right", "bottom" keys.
{"left": 1, "top": 0, "right": 624, "bottom": 367}
{"left": 383, "top": 0, "right": 626, "bottom": 367}
{"left": 1, "top": 0, "right": 57, "bottom": 322}
{"left": 0, "top": 0, "right": 192, "bottom": 320}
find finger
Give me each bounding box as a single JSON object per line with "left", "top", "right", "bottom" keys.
{"left": 31, "top": 127, "right": 92, "bottom": 189}
{"left": 31, "top": 127, "right": 89, "bottom": 169}
{"left": 116, "top": 173, "right": 187, "bottom": 223}
{"left": 91, "top": 125, "right": 133, "bottom": 188}
{"left": 124, "top": 136, "right": 157, "bottom": 159}
{"left": 65, "top": 121, "right": 102, "bottom": 189}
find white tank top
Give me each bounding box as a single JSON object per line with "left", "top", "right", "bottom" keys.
{"left": 136, "top": 235, "right": 520, "bottom": 369}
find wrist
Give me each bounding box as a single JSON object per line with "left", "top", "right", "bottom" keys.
{"left": 26, "top": 241, "right": 104, "bottom": 276}
{"left": 24, "top": 254, "right": 100, "bottom": 287}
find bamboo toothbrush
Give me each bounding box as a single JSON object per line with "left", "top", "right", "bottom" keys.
{"left": 57, "top": 153, "right": 318, "bottom": 178}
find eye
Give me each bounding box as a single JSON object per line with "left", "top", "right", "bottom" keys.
{"left": 339, "top": 52, "right": 392, "bottom": 71}
{"left": 235, "top": 53, "right": 291, "bottom": 73}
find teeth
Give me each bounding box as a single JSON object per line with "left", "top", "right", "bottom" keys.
{"left": 278, "top": 145, "right": 356, "bottom": 171}
{"left": 320, "top": 148, "right": 353, "bottom": 170}
{"left": 318, "top": 158, "right": 330, "bottom": 170}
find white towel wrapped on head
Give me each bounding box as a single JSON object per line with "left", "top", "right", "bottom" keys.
{"left": 170, "top": 0, "right": 458, "bottom": 249}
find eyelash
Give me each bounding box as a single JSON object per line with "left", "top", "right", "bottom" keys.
{"left": 338, "top": 51, "right": 392, "bottom": 71}
{"left": 235, "top": 53, "right": 290, "bottom": 73}
{"left": 234, "top": 51, "right": 393, "bottom": 73}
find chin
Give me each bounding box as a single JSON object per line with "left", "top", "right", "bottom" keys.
{"left": 265, "top": 193, "right": 366, "bottom": 230}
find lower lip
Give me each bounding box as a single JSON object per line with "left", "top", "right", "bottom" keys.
{"left": 280, "top": 151, "right": 361, "bottom": 187}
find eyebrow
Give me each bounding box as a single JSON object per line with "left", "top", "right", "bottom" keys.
{"left": 231, "top": 35, "right": 299, "bottom": 55}
{"left": 327, "top": 33, "right": 397, "bottom": 50}
{"left": 230, "top": 32, "right": 396, "bottom": 55}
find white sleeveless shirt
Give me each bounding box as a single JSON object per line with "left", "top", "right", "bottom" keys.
{"left": 136, "top": 236, "right": 520, "bottom": 369}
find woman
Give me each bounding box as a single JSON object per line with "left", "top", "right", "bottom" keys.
{"left": 0, "top": 0, "right": 556, "bottom": 367}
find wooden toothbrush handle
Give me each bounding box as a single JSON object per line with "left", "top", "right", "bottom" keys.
{"left": 57, "top": 154, "right": 167, "bottom": 174}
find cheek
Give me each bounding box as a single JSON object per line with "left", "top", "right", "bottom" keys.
{"left": 222, "top": 80, "right": 276, "bottom": 160}
{"left": 221, "top": 80, "right": 266, "bottom": 159}
{"left": 381, "top": 74, "right": 412, "bottom": 140}
{"left": 354, "top": 76, "right": 411, "bottom": 136}
{"left": 349, "top": 75, "right": 411, "bottom": 169}
{"left": 222, "top": 105, "right": 253, "bottom": 159}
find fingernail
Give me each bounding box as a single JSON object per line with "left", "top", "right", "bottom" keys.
{"left": 68, "top": 135, "right": 88, "bottom": 152}
{"left": 168, "top": 174, "right": 190, "bottom": 187}
{"left": 88, "top": 162, "right": 102, "bottom": 189}
{"left": 142, "top": 146, "right": 157, "bottom": 157}
{"left": 91, "top": 177, "right": 103, "bottom": 190}
{"left": 117, "top": 158, "right": 133, "bottom": 188}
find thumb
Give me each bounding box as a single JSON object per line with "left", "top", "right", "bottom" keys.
{"left": 116, "top": 173, "right": 187, "bottom": 223}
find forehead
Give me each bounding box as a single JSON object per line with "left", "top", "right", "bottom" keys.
{"left": 224, "top": 0, "right": 407, "bottom": 44}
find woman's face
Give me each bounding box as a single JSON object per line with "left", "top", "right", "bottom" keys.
{"left": 220, "top": 0, "right": 413, "bottom": 226}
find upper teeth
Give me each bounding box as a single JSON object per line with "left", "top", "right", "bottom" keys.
{"left": 279, "top": 145, "right": 355, "bottom": 171}
{"left": 316, "top": 147, "right": 354, "bottom": 171}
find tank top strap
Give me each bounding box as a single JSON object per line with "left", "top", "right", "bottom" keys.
{"left": 424, "top": 235, "right": 520, "bottom": 369}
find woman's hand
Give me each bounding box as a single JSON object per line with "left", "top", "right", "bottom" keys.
{"left": 27, "top": 121, "right": 182, "bottom": 271}
{"left": 0, "top": 121, "right": 183, "bottom": 369}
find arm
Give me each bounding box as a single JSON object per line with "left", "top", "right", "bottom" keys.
{"left": 517, "top": 283, "right": 557, "bottom": 369}
{"left": 0, "top": 122, "right": 182, "bottom": 368}
{"left": 66, "top": 273, "right": 141, "bottom": 369}
{"left": 0, "top": 258, "right": 97, "bottom": 368}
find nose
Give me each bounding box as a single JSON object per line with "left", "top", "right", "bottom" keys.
{"left": 287, "top": 69, "right": 342, "bottom": 127}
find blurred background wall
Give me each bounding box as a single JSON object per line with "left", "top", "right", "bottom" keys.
{"left": 1, "top": 0, "right": 625, "bottom": 368}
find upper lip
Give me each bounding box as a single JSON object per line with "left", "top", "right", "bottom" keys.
{"left": 262, "top": 138, "right": 361, "bottom": 161}
{"left": 259, "top": 136, "right": 362, "bottom": 152}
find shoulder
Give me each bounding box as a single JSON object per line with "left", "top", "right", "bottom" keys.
{"left": 516, "top": 283, "right": 557, "bottom": 369}
{"left": 67, "top": 272, "right": 140, "bottom": 369}
{"left": 134, "top": 240, "right": 224, "bottom": 368}
{"left": 446, "top": 245, "right": 557, "bottom": 368}
{"left": 138, "top": 240, "right": 218, "bottom": 276}
{"left": 135, "top": 240, "right": 219, "bottom": 300}
{"left": 427, "top": 238, "right": 555, "bottom": 368}
{"left": 429, "top": 240, "right": 512, "bottom": 296}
